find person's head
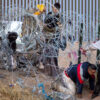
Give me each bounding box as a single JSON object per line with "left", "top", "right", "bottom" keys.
{"left": 7, "top": 32, "right": 18, "bottom": 42}
{"left": 52, "top": 2, "right": 60, "bottom": 13}
{"left": 88, "top": 64, "right": 97, "bottom": 76}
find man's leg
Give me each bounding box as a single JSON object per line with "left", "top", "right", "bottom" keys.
{"left": 54, "top": 57, "right": 58, "bottom": 66}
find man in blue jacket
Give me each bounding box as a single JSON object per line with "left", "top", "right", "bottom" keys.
{"left": 51, "top": 62, "right": 97, "bottom": 98}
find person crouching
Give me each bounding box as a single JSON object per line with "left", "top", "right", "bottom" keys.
{"left": 51, "top": 62, "right": 97, "bottom": 98}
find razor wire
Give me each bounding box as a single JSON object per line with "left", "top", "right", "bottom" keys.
{"left": 0, "top": 2, "right": 99, "bottom": 100}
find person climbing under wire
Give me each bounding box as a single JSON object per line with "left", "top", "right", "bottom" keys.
{"left": 51, "top": 62, "right": 97, "bottom": 98}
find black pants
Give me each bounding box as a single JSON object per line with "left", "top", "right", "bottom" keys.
{"left": 43, "top": 56, "right": 59, "bottom": 77}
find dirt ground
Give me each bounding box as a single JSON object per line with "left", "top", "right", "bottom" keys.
{"left": 0, "top": 69, "right": 53, "bottom": 100}
{"left": 0, "top": 42, "right": 100, "bottom": 100}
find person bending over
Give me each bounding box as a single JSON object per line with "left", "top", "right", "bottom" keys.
{"left": 51, "top": 62, "right": 97, "bottom": 98}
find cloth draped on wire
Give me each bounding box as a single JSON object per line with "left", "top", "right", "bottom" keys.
{"left": 42, "top": 11, "right": 66, "bottom": 77}
{"left": 51, "top": 62, "right": 95, "bottom": 98}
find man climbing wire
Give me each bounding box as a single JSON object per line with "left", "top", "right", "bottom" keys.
{"left": 51, "top": 62, "right": 97, "bottom": 98}
{"left": 41, "top": 2, "right": 66, "bottom": 77}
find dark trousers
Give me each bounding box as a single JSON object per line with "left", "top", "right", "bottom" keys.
{"left": 43, "top": 56, "right": 59, "bottom": 77}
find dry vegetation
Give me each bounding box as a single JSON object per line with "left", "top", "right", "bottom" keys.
{"left": 0, "top": 79, "right": 46, "bottom": 100}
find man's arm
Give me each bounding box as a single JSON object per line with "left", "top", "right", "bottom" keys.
{"left": 76, "top": 81, "right": 83, "bottom": 94}
{"left": 89, "top": 75, "right": 95, "bottom": 91}
{"left": 76, "top": 78, "right": 83, "bottom": 98}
